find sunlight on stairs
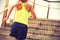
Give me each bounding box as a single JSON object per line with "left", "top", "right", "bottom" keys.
{"left": 0, "top": 19, "right": 60, "bottom": 40}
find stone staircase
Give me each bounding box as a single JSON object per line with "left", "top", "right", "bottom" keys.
{"left": 0, "top": 19, "right": 60, "bottom": 40}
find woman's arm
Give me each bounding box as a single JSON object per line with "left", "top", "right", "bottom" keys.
{"left": 30, "top": 5, "right": 36, "bottom": 19}
{"left": 2, "top": 5, "right": 15, "bottom": 23}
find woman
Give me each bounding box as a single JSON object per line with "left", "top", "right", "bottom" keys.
{"left": 3, "top": 0, "right": 36, "bottom": 40}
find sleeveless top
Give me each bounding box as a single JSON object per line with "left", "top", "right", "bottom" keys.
{"left": 14, "top": 3, "right": 31, "bottom": 26}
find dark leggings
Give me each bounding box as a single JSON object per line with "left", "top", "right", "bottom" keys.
{"left": 10, "top": 22, "right": 28, "bottom": 40}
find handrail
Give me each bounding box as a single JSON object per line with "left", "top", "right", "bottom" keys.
{"left": 0, "top": 7, "right": 8, "bottom": 14}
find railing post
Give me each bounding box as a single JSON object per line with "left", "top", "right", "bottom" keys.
{"left": 33, "top": 0, "right": 35, "bottom": 8}
{"left": 47, "top": 3, "right": 50, "bottom": 19}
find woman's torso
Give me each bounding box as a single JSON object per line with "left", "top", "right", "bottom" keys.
{"left": 13, "top": 3, "right": 31, "bottom": 26}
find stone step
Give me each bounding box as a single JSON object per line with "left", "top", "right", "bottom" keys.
{"left": 28, "top": 28, "right": 60, "bottom": 37}
{"left": 0, "top": 19, "right": 60, "bottom": 40}
{"left": 27, "top": 33, "right": 60, "bottom": 40}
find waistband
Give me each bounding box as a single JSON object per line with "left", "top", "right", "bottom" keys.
{"left": 13, "top": 22, "right": 27, "bottom": 26}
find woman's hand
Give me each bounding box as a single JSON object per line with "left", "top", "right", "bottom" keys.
{"left": 2, "top": 17, "right": 8, "bottom": 23}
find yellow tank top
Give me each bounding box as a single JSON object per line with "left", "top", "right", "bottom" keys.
{"left": 14, "top": 3, "right": 31, "bottom": 26}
